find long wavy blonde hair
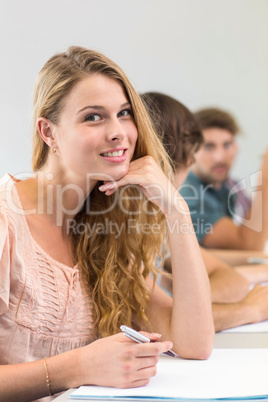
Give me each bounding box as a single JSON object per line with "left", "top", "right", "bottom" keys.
{"left": 32, "top": 46, "right": 173, "bottom": 337}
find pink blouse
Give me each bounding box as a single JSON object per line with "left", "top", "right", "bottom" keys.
{"left": 0, "top": 175, "right": 97, "bottom": 399}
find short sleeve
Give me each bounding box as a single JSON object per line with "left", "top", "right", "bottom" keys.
{"left": 0, "top": 205, "right": 11, "bottom": 315}
{"left": 180, "top": 182, "right": 226, "bottom": 244}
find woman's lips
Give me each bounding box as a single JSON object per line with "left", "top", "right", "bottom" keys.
{"left": 100, "top": 149, "right": 127, "bottom": 163}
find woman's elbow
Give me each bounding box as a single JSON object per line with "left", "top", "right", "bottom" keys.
{"left": 177, "top": 333, "right": 214, "bottom": 360}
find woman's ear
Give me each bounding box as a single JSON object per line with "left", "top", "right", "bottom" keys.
{"left": 36, "top": 117, "right": 57, "bottom": 149}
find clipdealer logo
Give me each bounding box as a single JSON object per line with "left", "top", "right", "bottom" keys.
{"left": 228, "top": 170, "right": 262, "bottom": 232}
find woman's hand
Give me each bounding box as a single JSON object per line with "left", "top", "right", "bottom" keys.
{"left": 99, "top": 156, "right": 187, "bottom": 216}
{"left": 76, "top": 332, "right": 173, "bottom": 388}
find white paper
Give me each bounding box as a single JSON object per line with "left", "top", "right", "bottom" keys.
{"left": 222, "top": 319, "right": 268, "bottom": 333}
{"left": 69, "top": 349, "right": 268, "bottom": 400}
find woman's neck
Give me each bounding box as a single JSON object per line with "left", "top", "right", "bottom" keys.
{"left": 15, "top": 168, "right": 96, "bottom": 228}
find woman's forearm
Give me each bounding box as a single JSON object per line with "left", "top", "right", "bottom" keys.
{"left": 0, "top": 349, "right": 80, "bottom": 402}
{"left": 0, "top": 333, "right": 174, "bottom": 401}
{"left": 166, "top": 201, "right": 214, "bottom": 359}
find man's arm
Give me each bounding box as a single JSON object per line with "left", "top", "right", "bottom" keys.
{"left": 213, "top": 284, "right": 268, "bottom": 332}
{"left": 159, "top": 267, "right": 268, "bottom": 332}
{"left": 234, "top": 264, "right": 268, "bottom": 284}
{"left": 200, "top": 248, "right": 249, "bottom": 303}
{"left": 202, "top": 149, "right": 268, "bottom": 251}
{"left": 161, "top": 248, "right": 268, "bottom": 332}
{"left": 163, "top": 247, "right": 250, "bottom": 303}
{"left": 208, "top": 248, "right": 268, "bottom": 266}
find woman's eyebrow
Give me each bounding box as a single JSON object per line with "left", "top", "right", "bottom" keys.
{"left": 76, "top": 105, "right": 104, "bottom": 114}
{"left": 77, "top": 102, "right": 131, "bottom": 115}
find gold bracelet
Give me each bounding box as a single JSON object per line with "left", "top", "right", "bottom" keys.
{"left": 44, "top": 357, "right": 53, "bottom": 396}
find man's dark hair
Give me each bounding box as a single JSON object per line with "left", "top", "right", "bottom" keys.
{"left": 194, "top": 108, "right": 240, "bottom": 135}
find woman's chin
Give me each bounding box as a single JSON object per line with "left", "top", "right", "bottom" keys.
{"left": 87, "top": 165, "right": 129, "bottom": 184}
{"left": 110, "top": 165, "right": 129, "bottom": 181}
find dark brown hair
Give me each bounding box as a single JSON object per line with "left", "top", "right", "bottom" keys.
{"left": 141, "top": 92, "right": 202, "bottom": 170}
{"left": 194, "top": 107, "right": 240, "bottom": 135}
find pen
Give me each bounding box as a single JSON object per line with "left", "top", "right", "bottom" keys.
{"left": 120, "top": 325, "right": 178, "bottom": 358}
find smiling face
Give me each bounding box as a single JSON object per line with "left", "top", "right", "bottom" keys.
{"left": 192, "top": 128, "right": 237, "bottom": 186}
{"left": 49, "top": 74, "right": 138, "bottom": 187}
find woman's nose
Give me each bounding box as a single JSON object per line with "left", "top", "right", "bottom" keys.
{"left": 106, "top": 118, "right": 126, "bottom": 142}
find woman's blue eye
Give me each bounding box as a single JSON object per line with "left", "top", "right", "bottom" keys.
{"left": 118, "top": 109, "right": 131, "bottom": 117}
{"left": 85, "top": 114, "right": 101, "bottom": 122}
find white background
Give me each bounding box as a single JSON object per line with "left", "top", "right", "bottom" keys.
{"left": 0, "top": 0, "right": 267, "bottom": 185}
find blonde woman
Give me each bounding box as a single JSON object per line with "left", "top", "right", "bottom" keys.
{"left": 0, "top": 47, "right": 214, "bottom": 401}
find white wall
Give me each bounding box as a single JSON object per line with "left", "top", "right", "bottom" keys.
{"left": 0, "top": 0, "right": 267, "bottom": 184}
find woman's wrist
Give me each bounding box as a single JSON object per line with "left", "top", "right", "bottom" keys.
{"left": 164, "top": 194, "right": 191, "bottom": 221}
{"left": 46, "top": 347, "right": 84, "bottom": 393}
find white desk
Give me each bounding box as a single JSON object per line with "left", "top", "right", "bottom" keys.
{"left": 53, "top": 330, "right": 268, "bottom": 401}
{"left": 54, "top": 389, "right": 74, "bottom": 401}
{"left": 214, "top": 331, "right": 268, "bottom": 348}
